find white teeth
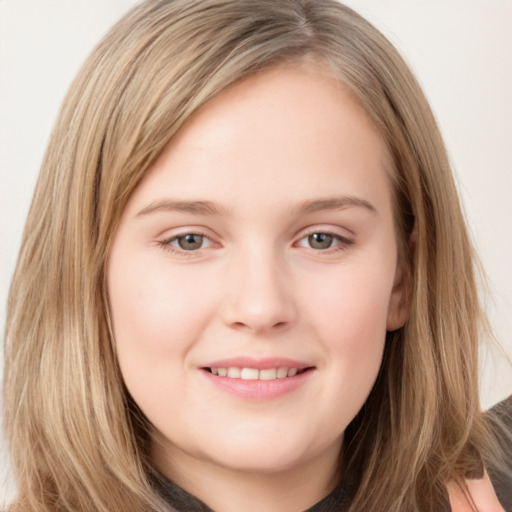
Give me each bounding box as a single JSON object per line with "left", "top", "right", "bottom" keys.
{"left": 277, "top": 367, "right": 288, "bottom": 379}
{"left": 240, "top": 368, "right": 259, "bottom": 380}
{"left": 209, "top": 367, "right": 304, "bottom": 380}
{"left": 259, "top": 368, "right": 277, "bottom": 380}
{"left": 227, "top": 367, "right": 241, "bottom": 378}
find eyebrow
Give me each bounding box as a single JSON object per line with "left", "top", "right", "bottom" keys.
{"left": 136, "top": 199, "right": 228, "bottom": 217}
{"left": 292, "top": 196, "right": 378, "bottom": 216}
{"left": 135, "top": 195, "right": 377, "bottom": 218}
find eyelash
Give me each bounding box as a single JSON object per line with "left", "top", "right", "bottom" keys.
{"left": 296, "top": 229, "right": 354, "bottom": 253}
{"left": 157, "top": 231, "right": 213, "bottom": 258}
{"left": 157, "top": 229, "right": 353, "bottom": 257}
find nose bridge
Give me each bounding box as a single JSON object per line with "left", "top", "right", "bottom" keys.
{"left": 222, "top": 242, "right": 295, "bottom": 333}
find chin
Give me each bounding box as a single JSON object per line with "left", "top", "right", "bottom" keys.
{"left": 209, "top": 446, "right": 310, "bottom": 475}
{"left": 200, "top": 429, "right": 331, "bottom": 475}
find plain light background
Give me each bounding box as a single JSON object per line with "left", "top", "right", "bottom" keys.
{"left": 1, "top": 0, "right": 511, "bottom": 502}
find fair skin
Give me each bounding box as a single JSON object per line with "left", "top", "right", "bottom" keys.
{"left": 108, "top": 63, "right": 408, "bottom": 512}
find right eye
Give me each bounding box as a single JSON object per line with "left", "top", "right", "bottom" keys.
{"left": 174, "top": 233, "right": 208, "bottom": 250}
{"left": 159, "top": 232, "right": 216, "bottom": 254}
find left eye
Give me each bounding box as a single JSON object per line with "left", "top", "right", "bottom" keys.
{"left": 297, "top": 232, "right": 347, "bottom": 250}
{"left": 169, "top": 233, "right": 211, "bottom": 251}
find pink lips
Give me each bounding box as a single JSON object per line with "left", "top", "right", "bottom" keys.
{"left": 202, "top": 357, "right": 311, "bottom": 371}
{"left": 200, "top": 357, "right": 315, "bottom": 400}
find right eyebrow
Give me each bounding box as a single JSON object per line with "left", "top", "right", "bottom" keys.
{"left": 135, "top": 199, "right": 229, "bottom": 217}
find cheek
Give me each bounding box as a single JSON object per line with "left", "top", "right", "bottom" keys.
{"left": 310, "top": 266, "right": 392, "bottom": 347}
{"left": 107, "top": 256, "right": 222, "bottom": 424}
{"left": 107, "top": 253, "right": 218, "bottom": 372}
{"left": 304, "top": 264, "right": 393, "bottom": 408}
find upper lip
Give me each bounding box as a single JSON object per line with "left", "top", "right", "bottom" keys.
{"left": 200, "top": 357, "right": 313, "bottom": 370}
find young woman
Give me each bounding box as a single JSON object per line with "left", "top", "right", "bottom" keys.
{"left": 3, "top": 1, "right": 511, "bottom": 511}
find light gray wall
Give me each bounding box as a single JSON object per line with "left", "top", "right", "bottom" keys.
{"left": 1, "top": 0, "right": 511, "bottom": 502}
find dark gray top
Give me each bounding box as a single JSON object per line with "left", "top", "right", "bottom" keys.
{"left": 150, "top": 472, "right": 351, "bottom": 512}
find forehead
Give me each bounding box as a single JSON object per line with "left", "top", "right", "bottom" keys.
{"left": 125, "top": 63, "right": 393, "bottom": 220}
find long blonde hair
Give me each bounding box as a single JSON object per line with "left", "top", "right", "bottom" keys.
{"left": 3, "top": 1, "right": 505, "bottom": 510}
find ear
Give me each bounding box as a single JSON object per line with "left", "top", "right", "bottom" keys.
{"left": 386, "top": 259, "right": 410, "bottom": 331}
{"left": 386, "top": 225, "right": 416, "bottom": 332}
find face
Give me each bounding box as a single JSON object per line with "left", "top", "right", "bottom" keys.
{"left": 108, "top": 64, "right": 408, "bottom": 484}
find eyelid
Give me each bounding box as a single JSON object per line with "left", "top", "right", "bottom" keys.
{"left": 294, "top": 226, "right": 354, "bottom": 251}
{"left": 295, "top": 224, "right": 353, "bottom": 241}
{"left": 157, "top": 227, "right": 220, "bottom": 257}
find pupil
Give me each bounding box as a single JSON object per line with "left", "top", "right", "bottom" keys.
{"left": 178, "top": 234, "right": 203, "bottom": 250}
{"left": 309, "top": 233, "right": 333, "bottom": 250}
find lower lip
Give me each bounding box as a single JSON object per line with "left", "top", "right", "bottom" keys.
{"left": 201, "top": 369, "right": 314, "bottom": 400}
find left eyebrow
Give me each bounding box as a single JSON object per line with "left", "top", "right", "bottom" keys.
{"left": 292, "top": 196, "right": 378, "bottom": 216}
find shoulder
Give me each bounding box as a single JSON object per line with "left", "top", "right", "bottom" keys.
{"left": 448, "top": 396, "right": 512, "bottom": 512}
{"left": 488, "top": 395, "right": 512, "bottom": 426}
{"left": 486, "top": 395, "right": 512, "bottom": 511}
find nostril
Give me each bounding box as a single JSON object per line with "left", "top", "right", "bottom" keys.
{"left": 229, "top": 320, "right": 289, "bottom": 332}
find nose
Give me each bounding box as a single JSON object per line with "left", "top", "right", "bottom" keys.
{"left": 221, "top": 248, "right": 297, "bottom": 334}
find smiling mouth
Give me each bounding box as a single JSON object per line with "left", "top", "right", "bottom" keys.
{"left": 203, "top": 367, "right": 314, "bottom": 381}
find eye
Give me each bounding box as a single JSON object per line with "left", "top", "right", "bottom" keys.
{"left": 296, "top": 231, "right": 352, "bottom": 251}
{"left": 306, "top": 233, "right": 335, "bottom": 250}
{"left": 175, "top": 233, "right": 207, "bottom": 251}
{"left": 159, "top": 232, "right": 215, "bottom": 254}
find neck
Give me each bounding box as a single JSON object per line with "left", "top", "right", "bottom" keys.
{"left": 151, "top": 441, "right": 341, "bottom": 512}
